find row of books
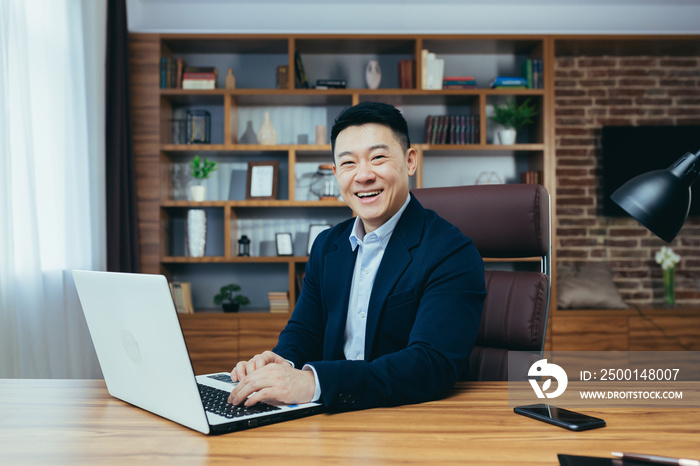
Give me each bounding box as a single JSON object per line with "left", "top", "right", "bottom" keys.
{"left": 159, "top": 57, "right": 219, "bottom": 90}
{"left": 425, "top": 115, "right": 480, "bottom": 145}
{"left": 160, "top": 57, "right": 186, "bottom": 89}
{"left": 520, "top": 170, "right": 542, "bottom": 185}
{"left": 169, "top": 282, "right": 194, "bottom": 314}
{"left": 268, "top": 291, "right": 289, "bottom": 313}
{"left": 420, "top": 49, "right": 444, "bottom": 90}
{"left": 521, "top": 58, "right": 544, "bottom": 89}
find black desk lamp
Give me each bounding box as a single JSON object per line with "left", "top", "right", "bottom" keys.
{"left": 611, "top": 149, "right": 700, "bottom": 243}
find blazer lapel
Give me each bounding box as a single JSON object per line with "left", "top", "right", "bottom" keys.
{"left": 364, "top": 196, "right": 426, "bottom": 356}
{"left": 323, "top": 226, "right": 357, "bottom": 360}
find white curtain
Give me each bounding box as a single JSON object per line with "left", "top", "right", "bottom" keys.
{"left": 0, "top": 0, "right": 106, "bottom": 378}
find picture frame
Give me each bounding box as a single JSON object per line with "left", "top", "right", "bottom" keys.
{"left": 275, "top": 232, "right": 294, "bottom": 256}
{"left": 246, "top": 161, "right": 279, "bottom": 200}
{"left": 307, "top": 224, "right": 331, "bottom": 255}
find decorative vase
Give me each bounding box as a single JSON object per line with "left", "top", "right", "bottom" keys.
{"left": 315, "top": 125, "right": 326, "bottom": 145}
{"left": 186, "top": 209, "right": 207, "bottom": 257}
{"left": 498, "top": 128, "right": 517, "bottom": 145}
{"left": 190, "top": 185, "right": 206, "bottom": 202}
{"left": 240, "top": 120, "right": 258, "bottom": 144}
{"left": 222, "top": 302, "right": 240, "bottom": 313}
{"left": 663, "top": 268, "right": 676, "bottom": 307}
{"left": 225, "top": 68, "right": 236, "bottom": 89}
{"left": 257, "top": 111, "right": 277, "bottom": 145}
{"left": 365, "top": 60, "right": 381, "bottom": 89}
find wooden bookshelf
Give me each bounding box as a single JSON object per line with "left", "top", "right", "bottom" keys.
{"left": 129, "top": 32, "right": 555, "bottom": 362}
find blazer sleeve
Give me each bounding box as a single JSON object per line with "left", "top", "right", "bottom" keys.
{"left": 272, "top": 226, "right": 338, "bottom": 368}
{"left": 311, "top": 228, "right": 485, "bottom": 411}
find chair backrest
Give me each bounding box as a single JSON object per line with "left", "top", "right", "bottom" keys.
{"left": 412, "top": 184, "right": 551, "bottom": 381}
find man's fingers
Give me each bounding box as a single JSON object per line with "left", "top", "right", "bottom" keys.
{"left": 231, "top": 360, "right": 248, "bottom": 382}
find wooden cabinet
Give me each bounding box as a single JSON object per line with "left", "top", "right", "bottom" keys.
{"left": 179, "top": 313, "right": 289, "bottom": 374}
{"left": 551, "top": 308, "right": 700, "bottom": 351}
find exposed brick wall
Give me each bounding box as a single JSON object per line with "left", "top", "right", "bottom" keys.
{"left": 555, "top": 55, "right": 700, "bottom": 308}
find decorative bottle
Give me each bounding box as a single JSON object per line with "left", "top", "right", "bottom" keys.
{"left": 257, "top": 112, "right": 277, "bottom": 145}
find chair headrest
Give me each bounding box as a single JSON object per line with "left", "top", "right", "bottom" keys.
{"left": 411, "top": 184, "right": 549, "bottom": 259}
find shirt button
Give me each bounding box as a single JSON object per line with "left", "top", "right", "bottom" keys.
{"left": 358, "top": 354, "right": 364, "bottom": 360}
{"left": 363, "top": 268, "right": 370, "bottom": 274}
{"left": 359, "top": 311, "right": 366, "bottom": 318}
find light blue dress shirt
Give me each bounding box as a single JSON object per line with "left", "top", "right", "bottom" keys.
{"left": 304, "top": 195, "right": 411, "bottom": 402}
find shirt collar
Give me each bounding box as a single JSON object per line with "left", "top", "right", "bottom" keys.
{"left": 349, "top": 194, "right": 411, "bottom": 251}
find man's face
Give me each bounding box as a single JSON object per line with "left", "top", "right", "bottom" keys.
{"left": 332, "top": 123, "right": 417, "bottom": 233}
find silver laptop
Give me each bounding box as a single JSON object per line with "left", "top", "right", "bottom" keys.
{"left": 72, "top": 270, "right": 323, "bottom": 435}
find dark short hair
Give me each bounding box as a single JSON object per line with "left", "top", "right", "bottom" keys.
{"left": 330, "top": 102, "right": 411, "bottom": 159}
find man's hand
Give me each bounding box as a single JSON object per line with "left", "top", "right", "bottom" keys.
{"left": 230, "top": 351, "right": 290, "bottom": 382}
{"left": 227, "top": 363, "right": 316, "bottom": 407}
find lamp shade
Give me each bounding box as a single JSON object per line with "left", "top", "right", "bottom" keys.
{"left": 611, "top": 150, "right": 700, "bottom": 243}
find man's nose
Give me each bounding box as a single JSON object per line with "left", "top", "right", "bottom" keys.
{"left": 355, "top": 161, "right": 375, "bottom": 182}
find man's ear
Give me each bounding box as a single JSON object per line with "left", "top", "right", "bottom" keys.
{"left": 406, "top": 148, "right": 418, "bottom": 176}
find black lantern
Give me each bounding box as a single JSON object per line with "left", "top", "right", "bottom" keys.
{"left": 238, "top": 235, "right": 251, "bottom": 257}
{"left": 186, "top": 109, "right": 211, "bottom": 144}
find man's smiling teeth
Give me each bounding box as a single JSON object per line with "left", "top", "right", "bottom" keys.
{"left": 356, "top": 190, "right": 381, "bottom": 198}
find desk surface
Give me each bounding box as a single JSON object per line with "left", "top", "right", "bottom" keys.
{"left": 1, "top": 379, "right": 699, "bottom": 465}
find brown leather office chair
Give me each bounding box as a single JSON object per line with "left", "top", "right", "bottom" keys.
{"left": 412, "top": 184, "right": 551, "bottom": 381}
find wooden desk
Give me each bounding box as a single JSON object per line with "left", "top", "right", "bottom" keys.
{"left": 2, "top": 379, "right": 699, "bottom": 465}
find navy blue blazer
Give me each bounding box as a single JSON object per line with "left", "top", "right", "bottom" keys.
{"left": 273, "top": 194, "right": 486, "bottom": 411}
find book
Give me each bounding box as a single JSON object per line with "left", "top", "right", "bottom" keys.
{"left": 442, "top": 77, "right": 477, "bottom": 89}
{"left": 184, "top": 66, "right": 217, "bottom": 74}
{"left": 294, "top": 52, "right": 309, "bottom": 89}
{"left": 534, "top": 59, "right": 543, "bottom": 88}
{"left": 522, "top": 59, "right": 534, "bottom": 89}
{"left": 268, "top": 291, "right": 290, "bottom": 313}
{"left": 169, "top": 282, "right": 194, "bottom": 314}
{"left": 182, "top": 72, "right": 216, "bottom": 80}
{"left": 489, "top": 76, "right": 528, "bottom": 88}
{"left": 398, "top": 59, "right": 415, "bottom": 89}
{"left": 433, "top": 57, "right": 444, "bottom": 90}
{"left": 315, "top": 79, "right": 347, "bottom": 88}
{"left": 182, "top": 79, "right": 216, "bottom": 90}
{"left": 420, "top": 49, "right": 429, "bottom": 89}
{"left": 160, "top": 57, "right": 167, "bottom": 88}
{"left": 276, "top": 65, "right": 289, "bottom": 89}
{"left": 175, "top": 58, "right": 186, "bottom": 88}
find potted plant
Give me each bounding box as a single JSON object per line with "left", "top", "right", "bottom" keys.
{"left": 213, "top": 283, "right": 251, "bottom": 313}
{"left": 489, "top": 98, "right": 538, "bottom": 145}
{"left": 189, "top": 155, "right": 218, "bottom": 201}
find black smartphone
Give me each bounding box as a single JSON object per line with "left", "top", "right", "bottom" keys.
{"left": 514, "top": 404, "right": 606, "bottom": 431}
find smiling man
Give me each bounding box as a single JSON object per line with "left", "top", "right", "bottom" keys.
{"left": 229, "top": 102, "right": 486, "bottom": 411}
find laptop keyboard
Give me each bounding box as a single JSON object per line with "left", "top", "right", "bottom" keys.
{"left": 198, "top": 383, "right": 281, "bottom": 419}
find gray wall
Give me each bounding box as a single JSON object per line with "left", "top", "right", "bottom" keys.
{"left": 127, "top": 0, "right": 700, "bottom": 34}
